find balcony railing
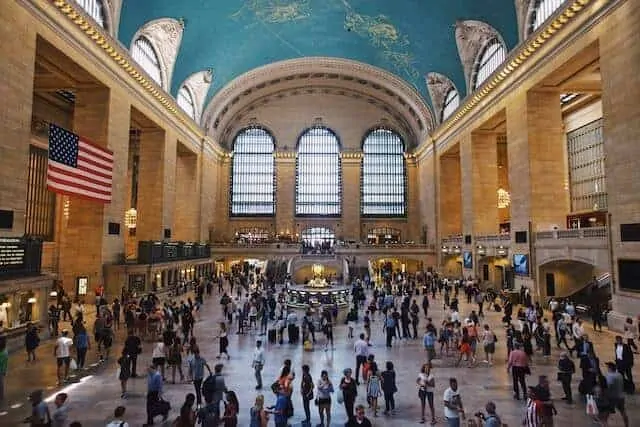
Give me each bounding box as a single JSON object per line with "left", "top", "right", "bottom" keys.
{"left": 535, "top": 227, "right": 607, "bottom": 240}
{"left": 474, "top": 234, "right": 511, "bottom": 243}
{"left": 441, "top": 235, "right": 463, "bottom": 246}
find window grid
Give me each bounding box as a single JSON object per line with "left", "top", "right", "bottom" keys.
{"left": 131, "top": 36, "right": 162, "bottom": 86}
{"left": 177, "top": 86, "right": 196, "bottom": 120}
{"left": 567, "top": 119, "right": 607, "bottom": 212}
{"left": 473, "top": 40, "right": 507, "bottom": 90}
{"left": 230, "top": 127, "right": 276, "bottom": 216}
{"left": 301, "top": 227, "right": 335, "bottom": 247}
{"left": 530, "top": 0, "right": 566, "bottom": 33}
{"left": 75, "top": 0, "right": 106, "bottom": 28}
{"left": 26, "top": 146, "right": 55, "bottom": 241}
{"left": 296, "top": 127, "right": 342, "bottom": 216}
{"left": 361, "top": 129, "right": 406, "bottom": 217}
{"left": 442, "top": 89, "right": 460, "bottom": 121}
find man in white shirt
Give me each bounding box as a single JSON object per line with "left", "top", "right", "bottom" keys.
{"left": 252, "top": 340, "right": 265, "bottom": 390}
{"left": 443, "top": 377, "right": 464, "bottom": 426}
{"left": 354, "top": 333, "right": 369, "bottom": 385}
{"left": 105, "top": 405, "right": 129, "bottom": 427}
{"left": 450, "top": 310, "right": 460, "bottom": 324}
{"left": 54, "top": 330, "right": 73, "bottom": 385}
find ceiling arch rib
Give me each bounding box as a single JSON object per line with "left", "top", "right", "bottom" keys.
{"left": 202, "top": 57, "right": 434, "bottom": 146}
{"left": 178, "top": 69, "right": 214, "bottom": 125}
{"left": 426, "top": 72, "right": 459, "bottom": 125}
{"left": 130, "top": 17, "right": 184, "bottom": 92}
{"left": 455, "top": 20, "right": 506, "bottom": 95}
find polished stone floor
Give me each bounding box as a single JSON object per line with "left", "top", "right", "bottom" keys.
{"left": 2, "top": 287, "right": 638, "bottom": 426}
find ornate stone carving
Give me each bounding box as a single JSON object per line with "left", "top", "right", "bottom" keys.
{"left": 132, "top": 18, "right": 184, "bottom": 92}
{"left": 425, "top": 73, "right": 457, "bottom": 125}
{"left": 180, "top": 69, "right": 214, "bottom": 125}
{"left": 201, "top": 57, "right": 434, "bottom": 142}
{"left": 514, "top": 0, "right": 532, "bottom": 42}
{"left": 454, "top": 20, "right": 504, "bottom": 94}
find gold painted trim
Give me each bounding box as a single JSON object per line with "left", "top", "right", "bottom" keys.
{"left": 415, "top": 0, "right": 594, "bottom": 158}
{"left": 49, "top": 0, "right": 226, "bottom": 158}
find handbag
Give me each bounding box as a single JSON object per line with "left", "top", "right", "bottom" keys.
{"left": 336, "top": 389, "right": 344, "bottom": 404}
{"left": 586, "top": 394, "right": 598, "bottom": 416}
{"left": 69, "top": 358, "right": 78, "bottom": 371}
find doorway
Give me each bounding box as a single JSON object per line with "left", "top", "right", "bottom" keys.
{"left": 545, "top": 273, "right": 556, "bottom": 297}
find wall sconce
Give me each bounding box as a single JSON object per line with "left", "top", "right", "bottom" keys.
{"left": 49, "top": 291, "right": 58, "bottom": 297}
{"left": 125, "top": 208, "right": 138, "bottom": 229}
{"left": 497, "top": 188, "right": 511, "bottom": 209}
{"left": 156, "top": 273, "right": 161, "bottom": 280}
{"left": 28, "top": 297, "right": 37, "bottom": 304}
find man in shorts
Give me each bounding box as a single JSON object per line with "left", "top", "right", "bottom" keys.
{"left": 55, "top": 330, "right": 73, "bottom": 385}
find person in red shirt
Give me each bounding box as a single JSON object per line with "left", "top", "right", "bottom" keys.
{"left": 507, "top": 342, "right": 530, "bottom": 400}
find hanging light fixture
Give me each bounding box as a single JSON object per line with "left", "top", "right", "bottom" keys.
{"left": 497, "top": 188, "right": 511, "bottom": 209}
{"left": 125, "top": 208, "right": 137, "bottom": 229}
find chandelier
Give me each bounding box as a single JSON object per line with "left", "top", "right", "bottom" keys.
{"left": 497, "top": 188, "right": 511, "bottom": 209}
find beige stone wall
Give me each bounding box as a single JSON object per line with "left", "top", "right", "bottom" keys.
{"left": 438, "top": 152, "right": 462, "bottom": 237}
{"left": 173, "top": 148, "right": 199, "bottom": 241}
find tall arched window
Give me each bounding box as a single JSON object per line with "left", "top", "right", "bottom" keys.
{"left": 442, "top": 88, "right": 460, "bottom": 121}
{"left": 131, "top": 36, "right": 162, "bottom": 86}
{"left": 296, "top": 127, "right": 341, "bottom": 216}
{"left": 473, "top": 39, "right": 507, "bottom": 90}
{"left": 361, "top": 128, "right": 406, "bottom": 216}
{"left": 230, "top": 127, "right": 275, "bottom": 216}
{"left": 75, "top": 0, "right": 107, "bottom": 29}
{"left": 530, "top": 0, "right": 566, "bottom": 34}
{"left": 177, "top": 86, "right": 196, "bottom": 120}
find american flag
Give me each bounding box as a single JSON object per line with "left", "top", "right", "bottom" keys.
{"left": 47, "top": 124, "right": 113, "bottom": 203}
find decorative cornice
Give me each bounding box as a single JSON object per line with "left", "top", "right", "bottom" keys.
{"left": 131, "top": 17, "right": 184, "bottom": 92}
{"left": 274, "top": 151, "right": 296, "bottom": 159}
{"left": 414, "top": 0, "right": 595, "bottom": 159}
{"left": 425, "top": 72, "right": 458, "bottom": 125}
{"left": 48, "top": 0, "right": 227, "bottom": 159}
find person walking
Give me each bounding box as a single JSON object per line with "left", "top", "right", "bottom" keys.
{"left": 481, "top": 324, "right": 497, "bottom": 366}
{"left": 151, "top": 337, "right": 167, "bottom": 380}
{"left": 614, "top": 335, "right": 634, "bottom": 385}
{"left": 556, "top": 352, "right": 575, "bottom": 404}
{"left": 144, "top": 364, "right": 168, "bottom": 427}
{"left": 417, "top": 362, "right": 435, "bottom": 424}
{"left": 381, "top": 361, "right": 397, "bottom": 415}
{"left": 74, "top": 326, "right": 90, "bottom": 369}
{"left": 123, "top": 329, "right": 142, "bottom": 378}
{"left": 168, "top": 337, "right": 185, "bottom": 384}
{"left": 443, "top": 377, "right": 465, "bottom": 427}
{"left": 300, "top": 364, "right": 314, "bottom": 426}
{"left": 117, "top": 350, "right": 131, "bottom": 399}
{"left": 340, "top": 368, "right": 357, "bottom": 421}
{"left": 249, "top": 394, "right": 269, "bottom": 427}
{"left": 316, "top": 370, "right": 334, "bottom": 427}
{"left": 189, "top": 349, "right": 211, "bottom": 407}
{"left": 366, "top": 363, "right": 382, "bottom": 417}
{"left": 221, "top": 390, "right": 239, "bottom": 427}
{"left": 25, "top": 322, "right": 40, "bottom": 362}
{"left": 54, "top": 330, "right": 73, "bottom": 386}
{"left": 354, "top": 333, "right": 369, "bottom": 385}
{"left": 252, "top": 340, "right": 265, "bottom": 390}
{"left": 345, "top": 404, "right": 373, "bottom": 427}
{"left": 105, "top": 406, "right": 129, "bottom": 427}
{"left": 216, "top": 322, "right": 230, "bottom": 359}
{"left": 507, "top": 343, "right": 529, "bottom": 400}
{"left": 605, "top": 362, "right": 630, "bottom": 427}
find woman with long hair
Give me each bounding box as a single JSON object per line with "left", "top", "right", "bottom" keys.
{"left": 380, "top": 361, "right": 397, "bottom": 415}
{"left": 116, "top": 350, "right": 131, "bottom": 399}
{"left": 168, "top": 336, "right": 185, "bottom": 384}
{"left": 222, "top": 390, "right": 239, "bottom": 427}
{"left": 416, "top": 362, "right": 435, "bottom": 424}
{"left": 249, "top": 394, "right": 269, "bottom": 427}
{"left": 316, "top": 370, "right": 334, "bottom": 426}
{"left": 176, "top": 393, "right": 196, "bottom": 427}
{"left": 366, "top": 363, "right": 381, "bottom": 417}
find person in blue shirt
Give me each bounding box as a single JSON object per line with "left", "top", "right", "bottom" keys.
{"left": 144, "top": 365, "right": 166, "bottom": 426}
{"left": 273, "top": 385, "right": 289, "bottom": 427}
{"left": 385, "top": 315, "right": 396, "bottom": 348}
{"left": 423, "top": 328, "right": 436, "bottom": 363}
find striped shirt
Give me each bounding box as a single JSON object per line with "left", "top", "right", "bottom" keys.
{"left": 523, "top": 398, "right": 541, "bottom": 427}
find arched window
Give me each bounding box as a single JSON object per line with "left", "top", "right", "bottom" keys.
{"left": 473, "top": 39, "right": 507, "bottom": 90}
{"left": 131, "top": 36, "right": 162, "bottom": 86}
{"left": 301, "top": 227, "right": 335, "bottom": 247}
{"left": 177, "top": 86, "right": 196, "bottom": 120}
{"left": 75, "top": 0, "right": 107, "bottom": 29}
{"left": 230, "top": 127, "right": 275, "bottom": 216}
{"left": 296, "top": 127, "right": 341, "bottom": 216}
{"left": 530, "top": 0, "right": 566, "bottom": 34}
{"left": 442, "top": 88, "right": 460, "bottom": 121}
{"left": 361, "top": 128, "right": 406, "bottom": 217}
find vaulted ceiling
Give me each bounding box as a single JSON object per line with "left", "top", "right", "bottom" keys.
{"left": 118, "top": 0, "right": 519, "bottom": 104}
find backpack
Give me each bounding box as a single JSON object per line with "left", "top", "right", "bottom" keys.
{"left": 202, "top": 374, "right": 219, "bottom": 401}
{"left": 198, "top": 404, "right": 218, "bottom": 427}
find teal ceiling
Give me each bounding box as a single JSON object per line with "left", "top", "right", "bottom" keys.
{"left": 119, "top": 0, "right": 518, "bottom": 104}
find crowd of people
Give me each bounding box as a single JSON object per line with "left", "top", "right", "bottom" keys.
{"left": 1, "top": 266, "right": 636, "bottom": 426}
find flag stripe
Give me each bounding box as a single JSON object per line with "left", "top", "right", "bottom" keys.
{"left": 47, "top": 180, "right": 111, "bottom": 201}
{"left": 49, "top": 162, "right": 112, "bottom": 185}
{"left": 77, "top": 156, "right": 113, "bottom": 176}
{"left": 47, "top": 168, "right": 112, "bottom": 193}
{"left": 76, "top": 162, "right": 112, "bottom": 180}
{"left": 78, "top": 148, "right": 113, "bottom": 169}
{"left": 79, "top": 140, "right": 113, "bottom": 161}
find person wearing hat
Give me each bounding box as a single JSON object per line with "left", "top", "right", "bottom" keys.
{"left": 557, "top": 351, "right": 575, "bottom": 404}
{"left": 340, "top": 368, "right": 358, "bottom": 421}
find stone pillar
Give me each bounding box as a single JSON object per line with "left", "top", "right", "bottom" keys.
{"left": 599, "top": 0, "right": 640, "bottom": 331}
{"left": 417, "top": 145, "right": 437, "bottom": 247}
{"left": 137, "top": 128, "right": 177, "bottom": 241}
{"left": 471, "top": 133, "right": 499, "bottom": 235}
{"left": 173, "top": 147, "right": 199, "bottom": 241}
{"left": 506, "top": 90, "right": 567, "bottom": 293}
{"left": 405, "top": 159, "right": 421, "bottom": 243}
{"left": 58, "top": 88, "right": 110, "bottom": 297}
{"left": 0, "top": 2, "right": 36, "bottom": 236}
{"left": 341, "top": 155, "right": 361, "bottom": 241}
{"left": 275, "top": 154, "right": 296, "bottom": 236}
{"left": 199, "top": 154, "right": 221, "bottom": 242}
{"left": 438, "top": 152, "right": 462, "bottom": 237}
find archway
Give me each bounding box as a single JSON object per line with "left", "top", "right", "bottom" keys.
{"left": 537, "top": 259, "right": 608, "bottom": 304}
